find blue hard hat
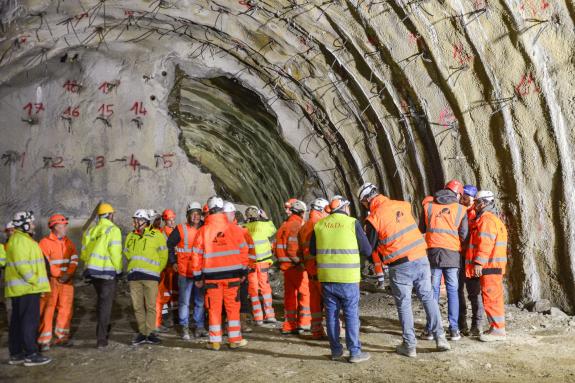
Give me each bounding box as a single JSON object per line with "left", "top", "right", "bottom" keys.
{"left": 463, "top": 184, "right": 478, "bottom": 197}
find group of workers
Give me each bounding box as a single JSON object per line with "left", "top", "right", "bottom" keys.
{"left": 0, "top": 179, "right": 508, "bottom": 366}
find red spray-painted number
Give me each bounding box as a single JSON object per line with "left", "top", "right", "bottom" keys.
{"left": 98, "top": 104, "right": 114, "bottom": 117}
{"left": 63, "top": 106, "right": 80, "bottom": 117}
{"left": 23, "top": 102, "right": 45, "bottom": 116}
{"left": 129, "top": 154, "right": 140, "bottom": 171}
{"left": 130, "top": 101, "right": 147, "bottom": 116}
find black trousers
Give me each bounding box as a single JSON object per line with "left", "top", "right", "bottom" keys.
{"left": 458, "top": 267, "right": 484, "bottom": 330}
{"left": 240, "top": 278, "right": 250, "bottom": 314}
{"left": 93, "top": 279, "right": 117, "bottom": 346}
{"left": 9, "top": 293, "right": 40, "bottom": 357}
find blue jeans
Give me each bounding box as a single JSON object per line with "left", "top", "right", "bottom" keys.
{"left": 322, "top": 283, "right": 361, "bottom": 357}
{"left": 429, "top": 267, "right": 459, "bottom": 331}
{"left": 389, "top": 257, "right": 444, "bottom": 348}
{"left": 178, "top": 275, "right": 205, "bottom": 328}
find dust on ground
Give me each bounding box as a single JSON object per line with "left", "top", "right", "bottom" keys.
{"left": 1, "top": 274, "right": 575, "bottom": 383}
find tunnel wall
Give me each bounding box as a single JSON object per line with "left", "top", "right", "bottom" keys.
{"left": 0, "top": 0, "right": 574, "bottom": 311}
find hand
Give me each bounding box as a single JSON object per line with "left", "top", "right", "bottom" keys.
{"left": 195, "top": 280, "right": 204, "bottom": 288}
{"left": 473, "top": 264, "right": 483, "bottom": 278}
{"left": 59, "top": 274, "right": 71, "bottom": 284}
{"left": 240, "top": 276, "right": 246, "bottom": 283}
{"left": 172, "top": 263, "right": 178, "bottom": 272}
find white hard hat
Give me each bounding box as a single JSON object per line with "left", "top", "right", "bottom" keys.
{"left": 147, "top": 209, "right": 159, "bottom": 220}
{"left": 207, "top": 196, "right": 224, "bottom": 210}
{"left": 358, "top": 182, "right": 377, "bottom": 201}
{"left": 290, "top": 200, "right": 307, "bottom": 213}
{"left": 476, "top": 190, "right": 495, "bottom": 202}
{"left": 223, "top": 202, "right": 236, "bottom": 213}
{"left": 5, "top": 221, "right": 15, "bottom": 230}
{"left": 12, "top": 211, "right": 34, "bottom": 228}
{"left": 186, "top": 201, "right": 202, "bottom": 212}
{"left": 133, "top": 209, "right": 150, "bottom": 221}
{"left": 310, "top": 198, "right": 329, "bottom": 212}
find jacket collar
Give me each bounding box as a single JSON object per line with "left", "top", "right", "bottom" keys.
{"left": 48, "top": 232, "right": 65, "bottom": 241}
{"left": 369, "top": 194, "right": 389, "bottom": 213}
{"left": 309, "top": 210, "right": 325, "bottom": 222}
{"left": 288, "top": 214, "right": 304, "bottom": 224}
{"left": 205, "top": 213, "right": 228, "bottom": 226}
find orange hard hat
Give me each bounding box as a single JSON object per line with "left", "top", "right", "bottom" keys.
{"left": 445, "top": 180, "right": 464, "bottom": 195}
{"left": 202, "top": 204, "right": 209, "bottom": 213}
{"left": 48, "top": 214, "right": 68, "bottom": 228}
{"left": 162, "top": 209, "right": 176, "bottom": 220}
{"left": 284, "top": 198, "right": 298, "bottom": 208}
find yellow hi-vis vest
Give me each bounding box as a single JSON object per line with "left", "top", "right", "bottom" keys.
{"left": 81, "top": 218, "right": 123, "bottom": 279}
{"left": 314, "top": 213, "right": 360, "bottom": 283}
{"left": 0, "top": 244, "right": 5, "bottom": 267}
{"left": 244, "top": 220, "right": 276, "bottom": 263}
{"left": 4, "top": 230, "right": 50, "bottom": 298}
{"left": 124, "top": 227, "right": 168, "bottom": 280}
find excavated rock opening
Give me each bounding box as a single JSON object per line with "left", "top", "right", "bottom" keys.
{"left": 0, "top": 0, "right": 574, "bottom": 312}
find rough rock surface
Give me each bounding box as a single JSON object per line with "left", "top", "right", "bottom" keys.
{"left": 1, "top": 1, "right": 575, "bottom": 311}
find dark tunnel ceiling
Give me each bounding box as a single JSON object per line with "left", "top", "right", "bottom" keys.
{"left": 168, "top": 69, "right": 323, "bottom": 222}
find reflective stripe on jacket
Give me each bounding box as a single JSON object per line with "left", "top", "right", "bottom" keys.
{"left": 80, "top": 218, "right": 123, "bottom": 280}
{"left": 39, "top": 233, "right": 78, "bottom": 279}
{"left": 191, "top": 213, "right": 248, "bottom": 281}
{"left": 244, "top": 220, "right": 276, "bottom": 263}
{"left": 276, "top": 215, "right": 304, "bottom": 271}
{"left": 4, "top": 229, "right": 51, "bottom": 297}
{"left": 298, "top": 210, "right": 324, "bottom": 276}
{"left": 466, "top": 209, "right": 508, "bottom": 277}
{"left": 175, "top": 223, "right": 198, "bottom": 277}
{"left": 367, "top": 195, "right": 427, "bottom": 266}
{"left": 314, "top": 213, "right": 360, "bottom": 283}
{"left": 423, "top": 201, "right": 465, "bottom": 251}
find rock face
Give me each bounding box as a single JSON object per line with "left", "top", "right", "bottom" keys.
{"left": 0, "top": 1, "right": 574, "bottom": 312}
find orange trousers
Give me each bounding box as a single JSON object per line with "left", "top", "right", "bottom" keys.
{"left": 247, "top": 262, "right": 275, "bottom": 322}
{"left": 282, "top": 267, "right": 311, "bottom": 331}
{"left": 308, "top": 276, "right": 324, "bottom": 337}
{"left": 481, "top": 274, "right": 505, "bottom": 335}
{"left": 156, "top": 267, "right": 178, "bottom": 327}
{"left": 205, "top": 278, "right": 242, "bottom": 343}
{"left": 38, "top": 277, "right": 74, "bottom": 345}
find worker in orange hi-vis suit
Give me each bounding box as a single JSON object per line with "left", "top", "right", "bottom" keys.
{"left": 191, "top": 196, "right": 249, "bottom": 351}
{"left": 38, "top": 215, "right": 78, "bottom": 350}
{"left": 468, "top": 190, "right": 508, "bottom": 342}
{"left": 155, "top": 209, "right": 178, "bottom": 332}
{"left": 298, "top": 198, "right": 329, "bottom": 339}
{"left": 277, "top": 200, "right": 311, "bottom": 335}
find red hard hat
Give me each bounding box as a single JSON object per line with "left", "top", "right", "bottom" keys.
{"left": 284, "top": 198, "right": 298, "bottom": 208}
{"left": 445, "top": 180, "right": 464, "bottom": 195}
{"left": 48, "top": 214, "right": 68, "bottom": 228}
{"left": 162, "top": 209, "right": 176, "bottom": 220}
{"left": 202, "top": 204, "right": 209, "bottom": 213}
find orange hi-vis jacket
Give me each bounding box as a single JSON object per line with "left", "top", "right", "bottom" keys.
{"left": 368, "top": 195, "right": 427, "bottom": 266}
{"left": 423, "top": 201, "right": 466, "bottom": 251}
{"left": 276, "top": 214, "right": 305, "bottom": 271}
{"left": 39, "top": 233, "right": 78, "bottom": 279}
{"left": 242, "top": 227, "right": 257, "bottom": 268}
{"left": 466, "top": 209, "right": 508, "bottom": 278}
{"left": 174, "top": 223, "right": 199, "bottom": 278}
{"left": 298, "top": 210, "right": 323, "bottom": 276}
{"left": 191, "top": 213, "right": 248, "bottom": 281}
{"left": 161, "top": 226, "right": 175, "bottom": 240}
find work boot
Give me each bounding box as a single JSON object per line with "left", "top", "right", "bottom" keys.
{"left": 330, "top": 350, "right": 344, "bottom": 361}
{"left": 194, "top": 328, "right": 208, "bottom": 338}
{"left": 436, "top": 335, "right": 451, "bottom": 351}
{"left": 420, "top": 329, "right": 434, "bottom": 341}
{"left": 255, "top": 320, "right": 264, "bottom": 326}
{"left": 132, "top": 333, "right": 147, "bottom": 346}
{"left": 8, "top": 354, "right": 25, "bottom": 365}
{"left": 449, "top": 329, "right": 461, "bottom": 341}
{"left": 395, "top": 342, "right": 417, "bottom": 358}
{"left": 349, "top": 351, "right": 371, "bottom": 364}
{"left": 23, "top": 353, "right": 52, "bottom": 367}
{"left": 469, "top": 327, "right": 481, "bottom": 337}
{"left": 181, "top": 327, "right": 191, "bottom": 341}
{"left": 280, "top": 329, "right": 300, "bottom": 335}
{"left": 206, "top": 342, "right": 221, "bottom": 351}
{"left": 146, "top": 333, "right": 161, "bottom": 345}
{"left": 375, "top": 280, "right": 385, "bottom": 290}
{"left": 240, "top": 313, "right": 253, "bottom": 333}
{"left": 460, "top": 326, "right": 470, "bottom": 336}
{"left": 479, "top": 331, "right": 506, "bottom": 342}
{"left": 264, "top": 317, "right": 277, "bottom": 324}
{"left": 39, "top": 343, "right": 50, "bottom": 352}
{"left": 229, "top": 339, "right": 248, "bottom": 349}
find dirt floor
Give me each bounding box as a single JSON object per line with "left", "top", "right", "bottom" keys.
{"left": 1, "top": 274, "right": 575, "bottom": 383}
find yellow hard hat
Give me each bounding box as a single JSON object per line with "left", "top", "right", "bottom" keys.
{"left": 97, "top": 203, "right": 115, "bottom": 215}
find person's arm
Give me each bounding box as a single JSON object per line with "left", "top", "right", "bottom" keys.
{"left": 109, "top": 227, "right": 123, "bottom": 274}
{"left": 286, "top": 224, "right": 301, "bottom": 264}
{"left": 0, "top": 245, "right": 5, "bottom": 268}
{"left": 365, "top": 221, "right": 379, "bottom": 254}
{"left": 13, "top": 238, "right": 37, "bottom": 284}
{"left": 191, "top": 231, "right": 204, "bottom": 283}
{"left": 157, "top": 236, "right": 168, "bottom": 271}
{"left": 419, "top": 212, "right": 427, "bottom": 233}
{"left": 365, "top": 221, "right": 384, "bottom": 280}
{"left": 473, "top": 217, "right": 496, "bottom": 276}
{"left": 167, "top": 227, "right": 181, "bottom": 265}
{"left": 309, "top": 231, "right": 317, "bottom": 257}
{"left": 67, "top": 240, "right": 79, "bottom": 276}
{"left": 459, "top": 213, "right": 469, "bottom": 244}
{"left": 355, "top": 221, "right": 373, "bottom": 259}
{"left": 80, "top": 228, "right": 90, "bottom": 263}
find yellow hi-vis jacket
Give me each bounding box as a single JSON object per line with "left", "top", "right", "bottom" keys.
{"left": 244, "top": 220, "right": 276, "bottom": 264}
{"left": 0, "top": 244, "right": 5, "bottom": 267}
{"left": 4, "top": 229, "right": 50, "bottom": 298}
{"left": 123, "top": 227, "right": 168, "bottom": 281}
{"left": 81, "top": 218, "right": 123, "bottom": 280}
